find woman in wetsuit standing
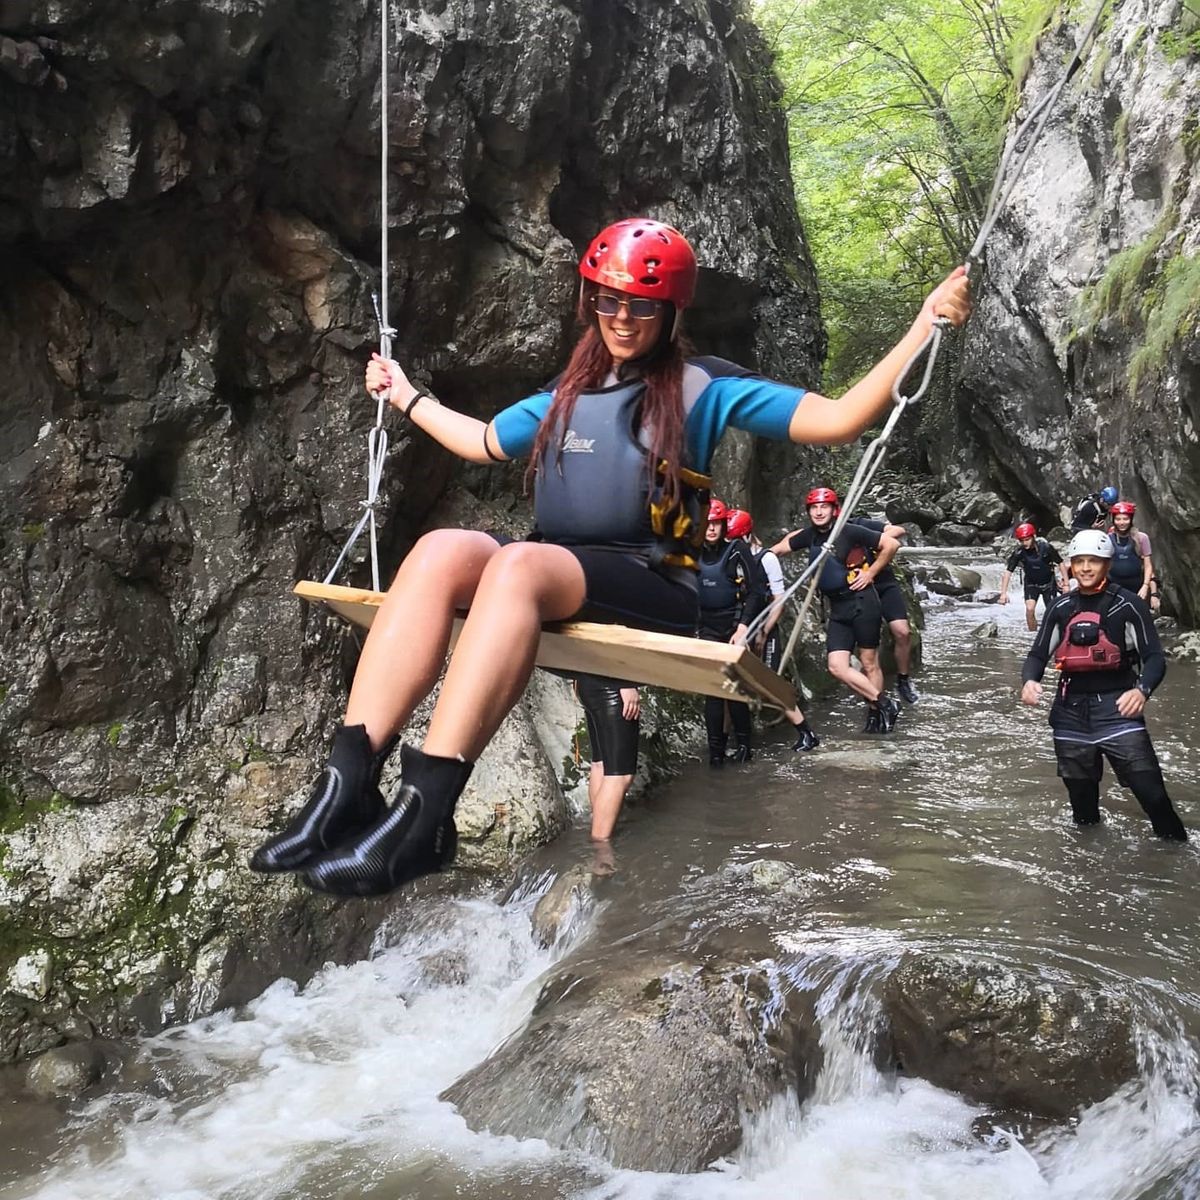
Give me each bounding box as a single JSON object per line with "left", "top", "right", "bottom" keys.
{"left": 251, "top": 218, "right": 971, "bottom": 896}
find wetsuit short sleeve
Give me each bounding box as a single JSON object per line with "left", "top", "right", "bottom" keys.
{"left": 1133, "top": 531, "right": 1152, "bottom": 557}
{"left": 491, "top": 390, "right": 554, "bottom": 458}
{"left": 1044, "top": 542, "right": 1063, "bottom": 565}
{"left": 1005, "top": 548, "right": 1023, "bottom": 572}
{"left": 682, "top": 358, "right": 806, "bottom": 473}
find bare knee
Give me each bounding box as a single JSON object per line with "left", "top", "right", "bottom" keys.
{"left": 890, "top": 622, "right": 911, "bottom": 649}
{"left": 478, "top": 542, "right": 585, "bottom": 611}
{"left": 396, "top": 529, "right": 498, "bottom": 593}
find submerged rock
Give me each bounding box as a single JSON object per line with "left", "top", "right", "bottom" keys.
{"left": 971, "top": 619, "right": 1000, "bottom": 639}
{"left": 442, "top": 956, "right": 820, "bottom": 1172}
{"left": 23, "top": 1041, "right": 111, "bottom": 1100}
{"left": 529, "top": 863, "right": 596, "bottom": 948}
{"left": 882, "top": 954, "right": 1137, "bottom": 1118}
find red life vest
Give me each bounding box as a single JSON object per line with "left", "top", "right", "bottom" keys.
{"left": 1054, "top": 593, "right": 1124, "bottom": 673}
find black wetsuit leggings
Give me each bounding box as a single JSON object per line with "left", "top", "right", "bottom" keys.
{"left": 700, "top": 625, "right": 751, "bottom": 755}
{"left": 1052, "top": 693, "right": 1186, "bottom": 840}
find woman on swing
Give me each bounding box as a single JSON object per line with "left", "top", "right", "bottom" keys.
{"left": 251, "top": 218, "right": 971, "bottom": 896}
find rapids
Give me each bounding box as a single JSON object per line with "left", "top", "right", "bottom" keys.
{"left": 3, "top": 552, "right": 1198, "bottom": 1200}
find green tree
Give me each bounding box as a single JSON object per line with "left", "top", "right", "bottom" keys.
{"left": 754, "top": 0, "right": 1036, "bottom": 390}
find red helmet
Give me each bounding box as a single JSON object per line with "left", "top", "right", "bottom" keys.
{"left": 1014, "top": 522, "right": 1036, "bottom": 540}
{"left": 805, "top": 487, "right": 840, "bottom": 508}
{"left": 1110, "top": 501, "right": 1136, "bottom": 517}
{"left": 725, "top": 509, "right": 753, "bottom": 539}
{"left": 707, "top": 498, "right": 729, "bottom": 523}
{"left": 579, "top": 219, "right": 698, "bottom": 309}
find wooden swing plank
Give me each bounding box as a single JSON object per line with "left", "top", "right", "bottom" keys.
{"left": 293, "top": 580, "right": 797, "bottom": 709}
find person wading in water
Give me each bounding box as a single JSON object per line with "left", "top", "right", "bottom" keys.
{"left": 999, "top": 522, "right": 1067, "bottom": 631}
{"left": 1020, "top": 530, "right": 1186, "bottom": 841}
{"left": 772, "top": 489, "right": 903, "bottom": 734}
{"left": 250, "top": 218, "right": 971, "bottom": 895}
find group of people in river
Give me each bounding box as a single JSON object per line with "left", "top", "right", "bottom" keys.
{"left": 249, "top": 216, "right": 1184, "bottom": 899}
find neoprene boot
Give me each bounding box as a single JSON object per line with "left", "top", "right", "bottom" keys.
{"left": 249, "top": 725, "right": 392, "bottom": 874}
{"left": 301, "top": 744, "right": 474, "bottom": 896}
{"left": 897, "top": 675, "right": 919, "bottom": 705}
{"left": 878, "top": 695, "right": 900, "bottom": 734}
{"left": 862, "top": 704, "right": 881, "bottom": 734}
{"left": 731, "top": 734, "right": 753, "bottom": 764}
{"left": 792, "top": 726, "right": 820, "bottom": 752}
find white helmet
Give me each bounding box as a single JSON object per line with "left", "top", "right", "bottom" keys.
{"left": 1066, "top": 530, "right": 1114, "bottom": 560}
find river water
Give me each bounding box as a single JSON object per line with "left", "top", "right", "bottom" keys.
{"left": 4, "top": 554, "right": 1199, "bottom": 1199}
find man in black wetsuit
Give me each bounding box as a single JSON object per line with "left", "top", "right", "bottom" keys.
{"left": 999, "top": 522, "right": 1067, "bottom": 631}
{"left": 1070, "top": 485, "right": 1118, "bottom": 532}
{"left": 699, "top": 499, "right": 768, "bottom": 765}
{"left": 850, "top": 515, "right": 919, "bottom": 704}
{"left": 1020, "top": 529, "right": 1186, "bottom": 840}
{"left": 772, "top": 487, "right": 902, "bottom": 734}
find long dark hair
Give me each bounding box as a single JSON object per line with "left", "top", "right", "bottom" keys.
{"left": 526, "top": 283, "right": 690, "bottom": 503}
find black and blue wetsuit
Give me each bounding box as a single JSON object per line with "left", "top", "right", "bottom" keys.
{"left": 491, "top": 357, "right": 806, "bottom": 634}
{"left": 1006, "top": 538, "right": 1062, "bottom": 605}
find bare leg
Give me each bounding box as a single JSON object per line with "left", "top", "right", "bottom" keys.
{"left": 424, "top": 542, "right": 587, "bottom": 760}
{"left": 590, "top": 772, "right": 633, "bottom": 840}
{"left": 345, "top": 530, "right": 503, "bottom": 749}
{"left": 860, "top": 647, "right": 884, "bottom": 694}
{"left": 827, "top": 650, "right": 880, "bottom": 702}
{"left": 889, "top": 619, "right": 912, "bottom": 675}
{"left": 1024, "top": 599, "right": 1038, "bottom": 631}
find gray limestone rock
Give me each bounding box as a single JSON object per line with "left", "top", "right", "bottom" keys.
{"left": 441, "top": 956, "right": 821, "bottom": 1172}
{"left": 882, "top": 954, "right": 1137, "bottom": 1119}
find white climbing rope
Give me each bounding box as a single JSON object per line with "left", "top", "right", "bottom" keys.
{"left": 325, "top": 0, "right": 395, "bottom": 592}
{"left": 747, "top": 0, "right": 1111, "bottom": 676}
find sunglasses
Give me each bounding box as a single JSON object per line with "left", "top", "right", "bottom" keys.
{"left": 591, "top": 292, "right": 663, "bottom": 320}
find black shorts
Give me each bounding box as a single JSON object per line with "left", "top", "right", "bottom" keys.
{"left": 876, "top": 581, "right": 909, "bottom": 624}
{"left": 825, "top": 589, "right": 882, "bottom": 654}
{"left": 1049, "top": 692, "right": 1162, "bottom": 782}
{"left": 575, "top": 674, "right": 639, "bottom": 776}
{"left": 1024, "top": 581, "right": 1056, "bottom": 604}
{"left": 490, "top": 537, "right": 698, "bottom": 635}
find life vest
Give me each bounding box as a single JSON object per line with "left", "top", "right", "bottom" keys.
{"left": 1054, "top": 591, "right": 1124, "bottom": 673}
{"left": 1018, "top": 537, "right": 1055, "bottom": 584}
{"left": 807, "top": 527, "right": 871, "bottom": 594}
{"left": 1108, "top": 533, "right": 1143, "bottom": 588}
{"left": 698, "top": 540, "right": 745, "bottom": 614}
{"left": 532, "top": 379, "right": 711, "bottom": 571}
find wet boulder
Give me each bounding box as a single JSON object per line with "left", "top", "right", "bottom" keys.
{"left": 927, "top": 522, "right": 988, "bottom": 546}
{"left": 882, "top": 954, "right": 1137, "bottom": 1118}
{"left": 885, "top": 499, "right": 945, "bottom": 531}
{"left": 442, "top": 956, "right": 821, "bottom": 1172}
{"left": 925, "top": 565, "right": 983, "bottom": 597}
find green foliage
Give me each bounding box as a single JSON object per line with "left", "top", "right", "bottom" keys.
{"left": 20, "top": 523, "right": 45, "bottom": 545}
{"left": 1129, "top": 255, "right": 1200, "bottom": 391}
{"left": 754, "top": 0, "right": 1038, "bottom": 390}
{"left": 1159, "top": 0, "right": 1200, "bottom": 59}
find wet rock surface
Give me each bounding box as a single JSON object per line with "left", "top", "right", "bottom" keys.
{"left": 442, "top": 955, "right": 821, "bottom": 1173}
{"left": 882, "top": 954, "right": 1138, "bottom": 1119}
{"left": 0, "top": 1, "right": 821, "bottom": 1058}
